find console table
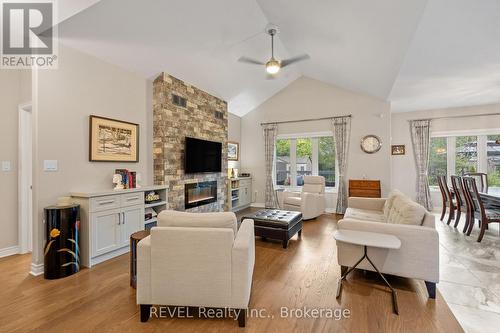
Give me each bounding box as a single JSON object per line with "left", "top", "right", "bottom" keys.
{"left": 334, "top": 229, "right": 401, "bottom": 314}
{"left": 348, "top": 179, "right": 381, "bottom": 198}
{"left": 71, "top": 185, "right": 167, "bottom": 267}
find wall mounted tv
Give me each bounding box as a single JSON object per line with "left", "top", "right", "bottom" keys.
{"left": 185, "top": 137, "right": 222, "bottom": 173}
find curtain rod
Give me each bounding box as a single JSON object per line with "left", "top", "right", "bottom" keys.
{"left": 407, "top": 112, "right": 500, "bottom": 122}
{"left": 260, "top": 114, "right": 352, "bottom": 126}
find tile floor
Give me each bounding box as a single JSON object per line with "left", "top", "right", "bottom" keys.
{"left": 436, "top": 213, "right": 500, "bottom": 332}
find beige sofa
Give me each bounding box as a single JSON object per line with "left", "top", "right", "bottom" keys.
{"left": 336, "top": 190, "right": 439, "bottom": 298}
{"left": 136, "top": 210, "right": 255, "bottom": 326}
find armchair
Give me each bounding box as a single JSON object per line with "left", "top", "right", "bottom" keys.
{"left": 282, "top": 175, "right": 326, "bottom": 219}
{"left": 136, "top": 210, "right": 255, "bottom": 327}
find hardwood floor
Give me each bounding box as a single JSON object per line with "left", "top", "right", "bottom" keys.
{"left": 0, "top": 209, "right": 463, "bottom": 333}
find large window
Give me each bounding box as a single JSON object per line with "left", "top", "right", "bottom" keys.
{"left": 487, "top": 135, "right": 500, "bottom": 194}
{"left": 429, "top": 133, "right": 500, "bottom": 194}
{"left": 319, "top": 137, "right": 335, "bottom": 187}
{"left": 276, "top": 139, "right": 291, "bottom": 186}
{"left": 275, "top": 134, "right": 336, "bottom": 188}
{"left": 455, "top": 136, "right": 477, "bottom": 175}
{"left": 429, "top": 137, "right": 447, "bottom": 186}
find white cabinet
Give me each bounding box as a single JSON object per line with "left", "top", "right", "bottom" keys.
{"left": 229, "top": 177, "right": 252, "bottom": 212}
{"left": 72, "top": 185, "right": 168, "bottom": 267}
{"left": 92, "top": 208, "right": 121, "bottom": 257}
{"left": 121, "top": 205, "right": 144, "bottom": 247}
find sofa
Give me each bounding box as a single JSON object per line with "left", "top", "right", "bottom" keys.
{"left": 136, "top": 210, "right": 255, "bottom": 326}
{"left": 336, "top": 190, "right": 439, "bottom": 298}
{"left": 283, "top": 175, "right": 326, "bottom": 220}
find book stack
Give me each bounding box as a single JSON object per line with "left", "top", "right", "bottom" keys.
{"left": 115, "top": 169, "right": 137, "bottom": 189}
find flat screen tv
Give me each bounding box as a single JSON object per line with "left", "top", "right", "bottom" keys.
{"left": 185, "top": 137, "right": 222, "bottom": 173}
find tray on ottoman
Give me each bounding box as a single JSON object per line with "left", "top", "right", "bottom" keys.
{"left": 241, "top": 209, "right": 303, "bottom": 249}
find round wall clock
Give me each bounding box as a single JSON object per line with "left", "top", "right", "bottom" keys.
{"left": 360, "top": 135, "right": 382, "bottom": 154}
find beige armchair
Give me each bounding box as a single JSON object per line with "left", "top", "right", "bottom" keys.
{"left": 283, "top": 175, "right": 326, "bottom": 219}
{"left": 136, "top": 210, "right": 255, "bottom": 327}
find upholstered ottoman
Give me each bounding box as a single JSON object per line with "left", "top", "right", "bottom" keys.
{"left": 240, "top": 209, "right": 302, "bottom": 248}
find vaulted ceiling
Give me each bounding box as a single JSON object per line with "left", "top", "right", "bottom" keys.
{"left": 56, "top": 0, "right": 500, "bottom": 116}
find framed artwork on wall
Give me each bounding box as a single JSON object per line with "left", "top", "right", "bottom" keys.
{"left": 391, "top": 144, "right": 405, "bottom": 155}
{"left": 228, "top": 141, "right": 239, "bottom": 161}
{"left": 89, "top": 115, "right": 139, "bottom": 162}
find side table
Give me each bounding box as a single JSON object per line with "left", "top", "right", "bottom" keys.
{"left": 130, "top": 230, "right": 150, "bottom": 288}
{"left": 334, "top": 229, "right": 401, "bottom": 314}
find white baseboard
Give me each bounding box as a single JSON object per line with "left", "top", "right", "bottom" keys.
{"left": 325, "top": 208, "right": 337, "bottom": 214}
{"left": 250, "top": 202, "right": 265, "bottom": 208}
{"left": 30, "top": 262, "right": 44, "bottom": 276}
{"left": 0, "top": 245, "right": 20, "bottom": 258}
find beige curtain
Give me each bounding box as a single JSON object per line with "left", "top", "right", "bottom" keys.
{"left": 263, "top": 124, "right": 278, "bottom": 208}
{"left": 333, "top": 116, "right": 352, "bottom": 214}
{"left": 409, "top": 119, "right": 433, "bottom": 210}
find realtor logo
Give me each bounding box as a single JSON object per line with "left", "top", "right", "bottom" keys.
{"left": 1, "top": 0, "right": 57, "bottom": 68}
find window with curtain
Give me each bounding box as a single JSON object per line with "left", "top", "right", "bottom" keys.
{"left": 275, "top": 134, "right": 336, "bottom": 188}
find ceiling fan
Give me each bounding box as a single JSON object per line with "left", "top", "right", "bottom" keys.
{"left": 238, "top": 27, "right": 310, "bottom": 77}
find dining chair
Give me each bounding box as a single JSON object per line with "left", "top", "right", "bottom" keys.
{"left": 437, "top": 176, "right": 448, "bottom": 221}
{"left": 450, "top": 176, "right": 469, "bottom": 229}
{"left": 463, "top": 177, "right": 500, "bottom": 242}
{"left": 438, "top": 175, "right": 456, "bottom": 225}
{"left": 464, "top": 172, "right": 489, "bottom": 193}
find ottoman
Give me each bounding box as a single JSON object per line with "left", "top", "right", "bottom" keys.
{"left": 241, "top": 209, "right": 303, "bottom": 248}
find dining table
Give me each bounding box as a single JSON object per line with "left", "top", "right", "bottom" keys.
{"left": 449, "top": 187, "right": 500, "bottom": 210}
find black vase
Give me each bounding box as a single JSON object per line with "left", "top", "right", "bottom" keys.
{"left": 44, "top": 204, "right": 80, "bottom": 279}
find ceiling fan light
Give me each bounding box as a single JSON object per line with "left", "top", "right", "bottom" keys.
{"left": 266, "top": 59, "right": 280, "bottom": 74}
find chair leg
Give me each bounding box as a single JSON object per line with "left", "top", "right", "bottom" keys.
{"left": 453, "top": 210, "right": 461, "bottom": 228}
{"left": 440, "top": 202, "right": 447, "bottom": 221}
{"left": 467, "top": 216, "right": 475, "bottom": 236}
{"left": 237, "top": 309, "right": 247, "bottom": 327}
{"left": 425, "top": 281, "right": 436, "bottom": 299}
{"left": 446, "top": 205, "right": 455, "bottom": 225}
{"left": 140, "top": 305, "right": 152, "bottom": 322}
{"left": 463, "top": 210, "right": 471, "bottom": 234}
{"left": 477, "top": 221, "right": 488, "bottom": 242}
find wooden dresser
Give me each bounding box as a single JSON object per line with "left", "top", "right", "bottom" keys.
{"left": 348, "top": 180, "right": 381, "bottom": 198}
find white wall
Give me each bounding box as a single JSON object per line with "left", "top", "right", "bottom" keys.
{"left": 241, "top": 76, "right": 391, "bottom": 208}
{"left": 391, "top": 103, "right": 500, "bottom": 208}
{"left": 0, "top": 70, "right": 31, "bottom": 254}
{"left": 228, "top": 113, "right": 241, "bottom": 171}
{"left": 32, "top": 45, "right": 152, "bottom": 265}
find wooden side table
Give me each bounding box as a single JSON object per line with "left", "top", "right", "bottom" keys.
{"left": 130, "top": 230, "right": 150, "bottom": 288}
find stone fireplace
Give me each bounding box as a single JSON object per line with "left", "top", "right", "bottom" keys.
{"left": 153, "top": 73, "right": 228, "bottom": 212}
{"left": 185, "top": 181, "right": 218, "bottom": 209}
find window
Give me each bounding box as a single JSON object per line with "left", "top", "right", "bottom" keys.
{"left": 275, "top": 134, "right": 336, "bottom": 188}
{"left": 429, "top": 137, "right": 447, "bottom": 186}
{"left": 455, "top": 136, "right": 477, "bottom": 175}
{"left": 276, "top": 139, "right": 291, "bottom": 186}
{"left": 296, "top": 138, "right": 312, "bottom": 186}
{"left": 319, "top": 137, "right": 336, "bottom": 187}
{"left": 428, "top": 133, "right": 500, "bottom": 194}
{"left": 487, "top": 135, "right": 500, "bottom": 195}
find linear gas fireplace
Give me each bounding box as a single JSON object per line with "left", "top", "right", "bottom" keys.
{"left": 185, "top": 181, "right": 217, "bottom": 209}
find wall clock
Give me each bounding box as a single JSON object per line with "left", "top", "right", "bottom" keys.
{"left": 360, "top": 135, "right": 382, "bottom": 154}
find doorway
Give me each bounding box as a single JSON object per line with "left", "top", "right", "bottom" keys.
{"left": 18, "top": 103, "right": 33, "bottom": 254}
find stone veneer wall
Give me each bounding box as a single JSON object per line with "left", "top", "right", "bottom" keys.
{"left": 153, "top": 73, "right": 228, "bottom": 212}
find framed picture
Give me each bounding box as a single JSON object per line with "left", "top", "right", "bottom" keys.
{"left": 391, "top": 144, "right": 405, "bottom": 156}
{"left": 228, "top": 141, "right": 239, "bottom": 161}
{"left": 89, "top": 115, "right": 139, "bottom": 162}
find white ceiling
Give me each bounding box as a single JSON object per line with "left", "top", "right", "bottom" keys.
{"left": 55, "top": 0, "right": 500, "bottom": 116}
{"left": 389, "top": 0, "right": 500, "bottom": 112}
